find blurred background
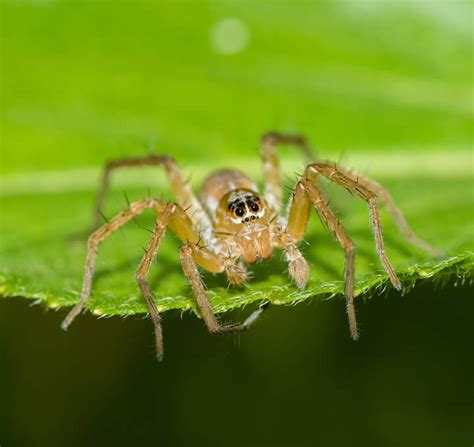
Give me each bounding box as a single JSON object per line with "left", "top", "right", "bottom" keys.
{"left": 1, "top": 1, "right": 473, "bottom": 446}
{"left": 0, "top": 283, "right": 473, "bottom": 446}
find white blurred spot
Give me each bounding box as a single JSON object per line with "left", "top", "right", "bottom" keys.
{"left": 210, "top": 18, "right": 250, "bottom": 55}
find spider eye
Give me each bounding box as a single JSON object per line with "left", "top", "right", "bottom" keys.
{"left": 235, "top": 208, "right": 245, "bottom": 217}
{"left": 250, "top": 203, "right": 260, "bottom": 213}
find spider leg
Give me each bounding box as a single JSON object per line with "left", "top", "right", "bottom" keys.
{"left": 180, "top": 245, "right": 268, "bottom": 334}
{"left": 285, "top": 180, "right": 358, "bottom": 339}
{"left": 260, "top": 131, "right": 315, "bottom": 213}
{"left": 335, "top": 167, "right": 441, "bottom": 256}
{"left": 91, "top": 154, "right": 212, "bottom": 240}
{"left": 271, "top": 167, "right": 319, "bottom": 290}
{"left": 64, "top": 197, "right": 266, "bottom": 360}
{"left": 305, "top": 163, "right": 402, "bottom": 291}
{"left": 136, "top": 204, "right": 176, "bottom": 361}
{"left": 63, "top": 198, "right": 201, "bottom": 359}
{"left": 62, "top": 198, "right": 165, "bottom": 331}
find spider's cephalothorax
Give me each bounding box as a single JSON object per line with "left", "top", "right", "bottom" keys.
{"left": 200, "top": 169, "right": 276, "bottom": 264}
{"left": 62, "top": 132, "right": 439, "bottom": 360}
{"left": 217, "top": 187, "right": 273, "bottom": 263}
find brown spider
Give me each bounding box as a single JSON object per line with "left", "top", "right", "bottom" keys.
{"left": 62, "top": 132, "right": 438, "bottom": 360}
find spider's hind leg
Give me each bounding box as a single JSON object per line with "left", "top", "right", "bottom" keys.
{"left": 260, "top": 131, "right": 315, "bottom": 213}
{"left": 305, "top": 162, "right": 405, "bottom": 291}
{"left": 337, "top": 167, "right": 441, "bottom": 256}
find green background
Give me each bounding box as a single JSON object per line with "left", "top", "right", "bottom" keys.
{"left": 0, "top": 1, "right": 473, "bottom": 446}
{"left": 1, "top": 0, "right": 472, "bottom": 316}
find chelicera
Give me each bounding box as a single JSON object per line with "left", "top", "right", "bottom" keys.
{"left": 62, "top": 132, "right": 438, "bottom": 360}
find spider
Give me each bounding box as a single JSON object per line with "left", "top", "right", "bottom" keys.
{"left": 62, "top": 132, "right": 438, "bottom": 360}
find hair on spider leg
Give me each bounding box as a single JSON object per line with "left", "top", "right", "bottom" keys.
{"left": 189, "top": 208, "right": 199, "bottom": 222}
{"left": 213, "top": 230, "right": 236, "bottom": 237}
{"left": 282, "top": 171, "right": 298, "bottom": 187}
{"left": 195, "top": 231, "right": 203, "bottom": 247}
{"left": 194, "top": 232, "right": 210, "bottom": 251}
{"left": 98, "top": 209, "right": 110, "bottom": 224}
{"left": 336, "top": 149, "right": 348, "bottom": 167}
{"left": 354, "top": 170, "right": 361, "bottom": 185}
{"left": 123, "top": 191, "right": 132, "bottom": 208}
{"left": 182, "top": 204, "right": 193, "bottom": 214}
{"left": 130, "top": 210, "right": 152, "bottom": 233}
{"left": 140, "top": 244, "right": 160, "bottom": 269}
{"left": 267, "top": 213, "right": 279, "bottom": 225}
{"left": 226, "top": 271, "right": 251, "bottom": 289}
{"left": 299, "top": 236, "right": 311, "bottom": 247}
{"left": 292, "top": 170, "right": 305, "bottom": 180}
{"left": 314, "top": 208, "right": 331, "bottom": 233}
{"left": 122, "top": 190, "right": 146, "bottom": 231}
{"left": 98, "top": 208, "right": 127, "bottom": 241}
{"left": 246, "top": 267, "right": 255, "bottom": 280}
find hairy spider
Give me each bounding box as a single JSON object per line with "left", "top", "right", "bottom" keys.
{"left": 62, "top": 132, "right": 438, "bottom": 360}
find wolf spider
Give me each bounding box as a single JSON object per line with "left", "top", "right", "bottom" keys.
{"left": 62, "top": 132, "right": 438, "bottom": 360}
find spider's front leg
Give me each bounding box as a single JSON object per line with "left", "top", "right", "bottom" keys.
{"left": 283, "top": 177, "right": 359, "bottom": 339}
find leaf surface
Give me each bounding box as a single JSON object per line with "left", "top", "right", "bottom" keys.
{"left": 1, "top": 1, "right": 473, "bottom": 318}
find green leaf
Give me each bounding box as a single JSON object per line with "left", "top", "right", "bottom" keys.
{"left": 1, "top": 1, "right": 473, "bottom": 319}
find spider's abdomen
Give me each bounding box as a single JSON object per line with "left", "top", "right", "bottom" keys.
{"left": 200, "top": 169, "right": 258, "bottom": 216}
